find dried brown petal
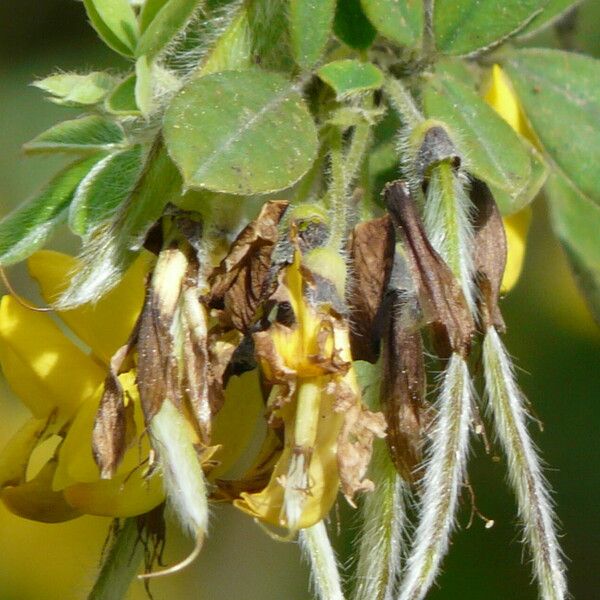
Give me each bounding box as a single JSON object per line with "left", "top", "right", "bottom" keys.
{"left": 207, "top": 201, "right": 288, "bottom": 332}
{"left": 92, "top": 344, "right": 137, "bottom": 479}
{"left": 380, "top": 291, "right": 426, "bottom": 482}
{"left": 137, "top": 246, "right": 189, "bottom": 423}
{"left": 337, "top": 402, "right": 387, "bottom": 505}
{"left": 471, "top": 179, "right": 507, "bottom": 331}
{"left": 384, "top": 180, "right": 475, "bottom": 357}
{"left": 347, "top": 215, "right": 395, "bottom": 362}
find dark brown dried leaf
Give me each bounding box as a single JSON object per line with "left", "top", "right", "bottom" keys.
{"left": 347, "top": 215, "right": 395, "bottom": 362}
{"left": 384, "top": 180, "right": 475, "bottom": 357}
{"left": 471, "top": 178, "right": 507, "bottom": 331}
{"left": 207, "top": 201, "right": 288, "bottom": 332}
{"left": 380, "top": 291, "right": 426, "bottom": 482}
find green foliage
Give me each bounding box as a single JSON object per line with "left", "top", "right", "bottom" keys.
{"left": 289, "top": 0, "right": 336, "bottom": 69}
{"left": 33, "top": 72, "right": 116, "bottom": 106}
{"left": 333, "top": 0, "right": 376, "bottom": 50}
{"left": 23, "top": 116, "right": 125, "bottom": 154}
{"left": 317, "top": 59, "right": 384, "bottom": 97}
{"left": 361, "top": 0, "right": 423, "bottom": 47}
{"left": 163, "top": 70, "right": 318, "bottom": 194}
{"left": 82, "top": 0, "right": 139, "bottom": 56}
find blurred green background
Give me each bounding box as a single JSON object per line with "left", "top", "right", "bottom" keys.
{"left": 0, "top": 1, "right": 598, "bottom": 598}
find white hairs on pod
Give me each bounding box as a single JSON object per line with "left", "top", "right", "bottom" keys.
{"left": 397, "top": 354, "right": 472, "bottom": 600}
{"left": 353, "top": 438, "right": 407, "bottom": 600}
{"left": 423, "top": 164, "right": 476, "bottom": 314}
{"left": 483, "top": 327, "right": 567, "bottom": 600}
{"left": 141, "top": 399, "right": 209, "bottom": 579}
{"left": 299, "top": 521, "right": 346, "bottom": 600}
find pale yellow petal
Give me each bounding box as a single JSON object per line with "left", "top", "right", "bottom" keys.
{"left": 63, "top": 470, "right": 164, "bottom": 517}
{"left": 0, "top": 297, "right": 105, "bottom": 419}
{"left": 53, "top": 372, "right": 150, "bottom": 490}
{"left": 234, "top": 393, "right": 342, "bottom": 531}
{"left": 210, "top": 370, "right": 264, "bottom": 479}
{"left": 501, "top": 207, "right": 532, "bottom": 293}
{"left": 1, "top": 459, "right": 81, "bottom": 523}
{"left": 28, "top": 250, "right": 151, "bottom": 364}
{"left": 0, "top": 418, "right": 48, "bottom": 487}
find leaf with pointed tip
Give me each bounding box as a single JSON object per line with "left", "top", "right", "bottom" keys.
{"left": 504, "top": 48, "right": 600, "bottom": 207}
{"left": 33, "top": 72, "right": 116, "bottom": 106}
{"left": 289, "top": 0, "right": 336, "bottom": 70}
{"left": 434, "top": 0, "right": 546, "bottom": 55}
{"left": 139, "top": 0, "right": 169, "bottom": 31}
{"left": 24, "top": 116, "right": 125, "bottom": 155}
{"left": 135, "top": 55, "right": 154, "bottom": 118}
{"left": 422, "top": 72, "right": 532, "bottom": 213}
{"left": 545, "top": 172, "right": 600, "bottom": 322}
{"left": 361, "top": 0, "right": 423, "bottom": 47}
{"left": 83, "top": 0, "right": 139, "bottom": 57}
{"left": 0, "top": 155, "right": 104, "bottom": 266}
{"left": 105, "top": 74, "right": 140, "bottom": 115}
{"left": 69, "top": 146, "right": 145, "bottom": 237}
{"left": 136, "top": 0, "right": 205, "bottom": 59}
{"left": 163, "top": 70, "right": 318, "bottom": 195}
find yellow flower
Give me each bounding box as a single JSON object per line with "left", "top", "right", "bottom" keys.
{"left": 0, "top": 250, "right": 164, "bottom": 521}
{"left": 235, "top": 248, "right": 385, "bottom": 533}
{"left": 484, "top": 64, "right": 535, "bottom": 293}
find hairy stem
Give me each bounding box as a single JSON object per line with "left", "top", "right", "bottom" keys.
{"left": 88, "top": 518, "right": 143, "bottom": 600}
{"left": 483, "top": 327, "right": 567, "bottom": 600}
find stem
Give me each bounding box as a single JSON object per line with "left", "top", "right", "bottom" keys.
{"left": 300, "top": 521, "right": 345, "bottom": 600}
{"left": 397, "top": 354, "right": 472, "bottom": 600}
{"left": 422, "top": 0, "right": 436, "bottom": 58}
{"left": 384, "top": 77, "right": 423, "bottom": 129}
{"left": 88, "top": 519, "right": 143, "bottom": 600}
{"left": 353, "top": 438, "right": 406, "bottom": 600}
{"left": 483, "top": 328, "right": 567, "bottom": 600}
{"left": 327, "top": 128, "right": 347, "bottom": 252}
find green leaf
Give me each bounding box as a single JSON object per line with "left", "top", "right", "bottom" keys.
{"left": 289, "top": 0, "right": 336, "bottom": 70}
{"left": 545, "top": 171, "right": 600, "bottom": 321}
{"left": 135, "top": 55, "right": 154, "bottom": 118}
{"left": 422, "top": 72, "right": 532, "bottom": 211}
{"left": 24, "top": 116, "right": 126, "bottom": 155}
{"left": 139, "top": 0, "right": 169, "bottom": 31}
{"left": 361, "top": 0, "right": 423, "bottom": 47}
{"left": 33, "top": 72, "right": 116, "bottom": 106}
{"left": 136, "top": 0, "right": 204, "bottom": 59}
{"left": 518, "top": 0, "right": 581, "bottom": 38}
{"left": 105, "top": 74, "right": 140, "bottom": 115}
{"left": 490, "top": 142, "right": 549, "bottom": 214}
{"left": 163, "top": 70, "right": 318, "bottom": 195}
{"left": 334, "top": 0, "right": 376, "bottom": 50}
{"left": 318, "top": 60, "right": 384, "bottom": 97}
{"left": 69, "top": 146, "right": 145, "bottom": 237}
{"left": 58, "top": 142, "right": 181, "bottom": 307}
{"left": 0, "top": 155, "right": 104, "bottom": 266}
{"left": 83, "top": 0, "right": 139, "bottom": 57}
{"left": 504, "top": 49, "right": 600, "bottom": 207}
{"left": 434, "top": 0, "right": 546, "bottom": 55}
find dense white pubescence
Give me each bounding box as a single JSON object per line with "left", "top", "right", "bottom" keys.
{"left": 483, "top": 327, "right": 567, "bottom": 600}
{"left": 299, "top": 521, "right": 345, "bottom": 600}
{"left": 396, "top": 354, "right": 472, "bottom": 600}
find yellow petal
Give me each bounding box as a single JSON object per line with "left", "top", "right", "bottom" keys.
{"left": 1, "top": 459, "right": 81, "bottom": 523}
{"left": 234, "top": 392, "right": 342, "bottom": 531}
{"left": 28, "top": 250, "right": 151, "bottom": 365}
{"left": 0, "top": 296, "right": 105, "bottom": 420}
{"left": 0, "top": 418, "right": 48, "bottom": 487}
{"left": 63, "top": 469, "right": 164, "bottom": 517}
{"left": 210, "top": 370, "right": 264, "bottom": 479}
{"left": 53, "top": 372, "right": 150, "bottom": 490}
{"left": 501, "top": 207, "right": 532, "bottom": 293}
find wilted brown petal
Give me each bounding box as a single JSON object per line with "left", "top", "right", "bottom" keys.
{"left": 207, "top": 201, "right": 288, "bottom": 332}
{"left": 347, "top": 215, "right": 395, "bottom": 362}
{"left": 380, "top": 291, "right": 426, "bottom": 482}
{"left": 471, "top": 179, "right": 507, "bottom": 331}
{"left": 92, "top": 343, "right": 137, "bottom": 479}
{"left": 384, "top": 180, "right": 475, "bottom": 357}
{"left": 337, "top": 401, "right": 387, "bottom": 505}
